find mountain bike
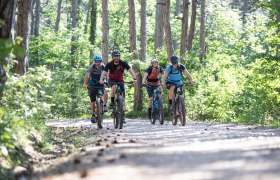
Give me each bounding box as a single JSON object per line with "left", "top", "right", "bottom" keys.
{"left": 110, "top": 82, "right": 131, "bottom": 129}
{"left": 170, "top": 82, "right": 191, "bottom": 126}
{"left": 144, "top": 84, "right": 164, "bottom": 125}
{"left": 89, "top": 86, "right": 105, "bottom": 129}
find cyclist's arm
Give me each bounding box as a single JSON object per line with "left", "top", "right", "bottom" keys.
{"left": 142, "top": 72, "right": 148, "bottom": 84}
{"left": 99, "top": 70, "right": 107, "bottom": 83}
{"left": 162, "top": 71, "right": 169, "bottom": 86}
{"left": 183, "top": 69, "right": 194, "bottom": 83}
{"left": 128, "top": 68, "right": 137, "bottom": 80}
{"left": 83, "top": 72, "right": 90, "bottom": 87}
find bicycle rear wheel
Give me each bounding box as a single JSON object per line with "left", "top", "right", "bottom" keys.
{"left": 178, "top": 95, "right": 186, "bottom": 126}
{"left": 158, "top": 97, "right": 164, "bottom": 125}
{"left": 117, "top": 96, "right": 124, "bottom": 129}
{"left": 96, "top": 98, "right": 103, "bottom": 129}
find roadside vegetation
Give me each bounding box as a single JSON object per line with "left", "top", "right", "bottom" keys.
{"left": 0, "top": 0, "right": 279, "bottom": 178}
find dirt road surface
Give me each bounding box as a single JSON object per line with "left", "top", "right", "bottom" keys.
{"left": 33, "top": 118, "right": 280, "bottom": 180}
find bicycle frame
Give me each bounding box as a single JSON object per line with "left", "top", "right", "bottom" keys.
{"left": 145, "top": 84, "right": 164, "bottom": 125}
{"left": 170, "top": 82, "right": 191, "bottom": 126}
{"left": 110, "top": 82, "right": 132, "bottom": 129}
{"left": 147, "top": 85, "right": 161, "bottom": 109}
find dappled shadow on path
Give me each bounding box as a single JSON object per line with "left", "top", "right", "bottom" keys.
{"left": 37, "top": 119, "right": 280, "bottom": 179}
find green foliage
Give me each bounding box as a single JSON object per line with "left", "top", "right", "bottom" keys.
{"left": 47, "top": 67, "right": 89, "bottom": 118}
{"left": 29, "top": 30, "right": 92, "bottom": 69}
{"left": 0, "top": 66, "right": 52, "bottom": 175}
{"left": 233, "top": 58, "right": 280, "bottom": 125}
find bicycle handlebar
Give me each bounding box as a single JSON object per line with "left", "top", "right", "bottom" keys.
{"left": 110, "top": 81, "right": 134, "bottom": 85}
{"left": 142, "top": 84, "right": 160, "bottom": 87}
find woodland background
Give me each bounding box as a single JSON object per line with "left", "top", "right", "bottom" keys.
{"left": 0, "top": 0, "right": 279, "bottom": 176}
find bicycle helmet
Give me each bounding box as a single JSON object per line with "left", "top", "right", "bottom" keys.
{"left": 171, "top": 55, "right": 179, "bottom": 64}
{"left": 93, "top": 55, "right": 102, "bottom": 62}
{"left": 150, "top": 58, "right": 158, "bottom": 63}
{"left": 111, "top": 50, "right": 120, "bottom": 56}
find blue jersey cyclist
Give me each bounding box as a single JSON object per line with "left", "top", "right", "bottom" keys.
{"left": 162, "top": 55, "right": 195, "bottom": 111}
{"left": 83, "top": 55, "right": 108, "bottom": 123}
{"left": 142, "top": 58, "right": 164, "bottom": 119}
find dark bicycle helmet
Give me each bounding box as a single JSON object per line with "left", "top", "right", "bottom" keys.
{"left": 93, "top": 55, "right": 102, "bottom": 62}
{"left": 171, "top": 55, "right": 179, "bottom": 64}
{"left": 111, "top": 50, "right": 121, "bottom": 56}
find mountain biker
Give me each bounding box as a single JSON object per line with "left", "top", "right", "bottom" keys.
{"left": 142, "top": 58, "right": 164, "bottom": 119}
{"left": 83, "top": 55, "right": 108, "bottom": 123}
{"left": 162, "top": 55, "right": 195, "bottom": 112}
{"left": 99, "top": 50, "right": 137, "bottom": 122}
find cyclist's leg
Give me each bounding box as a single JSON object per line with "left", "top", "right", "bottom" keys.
{"left": 108, "top": 80, "right": 117, "bottom": 108}
{"left": 166, "top": 83, "right": 175, "bottom": 110}
{"left": 103, "top": 89, "right": 108, "bottom": 111}
{"left": 104, "top": 89, "right": 108, "bottom": 105}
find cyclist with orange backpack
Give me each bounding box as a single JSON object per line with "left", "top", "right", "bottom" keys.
{"left": 142, "top": 58, "right": 164, "bottom": 119}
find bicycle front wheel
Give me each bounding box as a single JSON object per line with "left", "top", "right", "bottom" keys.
{"left": 151, "top": 108, "right": 156, "bottom": 124}
{"left": 172, "top": 98, "right": 178, "bottom": 126}
{"left": 158, "top": 97, "right": 164, "bottom": 125}
{"left": 96, "top": 98, "right": 103, "bottom": 129}
{"left": 117, "top": 96, "right": 124, "bottom": 129}
{"left": 178, "top": 95, "right": 186, "bottom": 126}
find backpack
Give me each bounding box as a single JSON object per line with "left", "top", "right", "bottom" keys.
{"left": 147, "top": 65, "right": 162, "bottom": 76}
{"left": 90, "top": 64, "right": 105, "bottom": 75}
{"left": 168, "top": 64, "right": 183, "bottom": 76}
{"left": 90, "top": 64, "right": 105, "bottom": 83}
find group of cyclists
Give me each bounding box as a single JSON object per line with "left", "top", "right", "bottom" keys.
{"left": 83, "top": 50, "right": 194, "bottom": 123}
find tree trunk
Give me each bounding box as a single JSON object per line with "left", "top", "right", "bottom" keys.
{"left": 30, "top": 0, "right": 36, "bottom": 35}
{"left": 241, "top": 0, "right": 248, "bottom": 27}
{"left": 276, "top": 13, "right": 280, "bottom": 57}
{"left": 132, "top": 63, "right": 143, "bottom": 111}
{"left": 140, "top": 0, "right": 147, "bottom": 62}
{"left": 154, "top": 0, "right": 165, "bottom": 54}
{"left": 55, "top": 0, "right": 63, "bottom": 33}
{"left": 0, "top": 0, "right": 17, "bottom": 104}
{"left": 89, "top": 0, "right": 97, "bottom": 58}
{"left": 34, "top": 0, "right": 40, "bottom": 36}
{"left": 84, "top": 0, "right": 90, "bottom": 34}
{"left": 128, "top": 0, "right": 138, "bottom": 59}
{"left": 180, "top": 0, "right": 189, "bottom": 60}
{"left": 70, "top": 0, "right": 78, "bottom": 67}
{"left": 187, "top": 0, "right": 196, "bottom": 51}
{"left": 102, "top": 0, "right": 109, "bottom": 63}
{"left": 199, "top": 0, "right": 206, "bottom": 64}
{"left": 66, "top": 0, "right": 71, "bottom": 29}
{"left": 128, "top": 0, "right": 142, "bottom": 110}
{"left": 174, "top": 0, "right": 182, "bottom": 16}
{"left": 14, "top": 0, "right": 32, "bottom": 74}
{"left": 163, "top": 0, "right": 173, "bottom": 62}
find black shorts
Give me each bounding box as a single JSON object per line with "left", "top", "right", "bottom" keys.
{"left": 166, "top": 82, "right": 178, "bottom": 89}
{"left": 89, "top": 86, "right": 104, "bottom": 102}
{"left": 108, "top": 80, "right": 125, "bottom": 98}
{"left": 166, "top": 82, "right": 183, "bottom": 94}
{"left": 146, "top": 85, "right": 158, "bottom": 98}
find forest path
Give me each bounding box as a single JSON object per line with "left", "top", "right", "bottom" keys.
{"left": 34, "top": 118, "right": 280, "bottom": 180}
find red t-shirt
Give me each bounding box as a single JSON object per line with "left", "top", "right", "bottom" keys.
{"left": 104, "top": 60, "right": 130, "bottom": 82}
